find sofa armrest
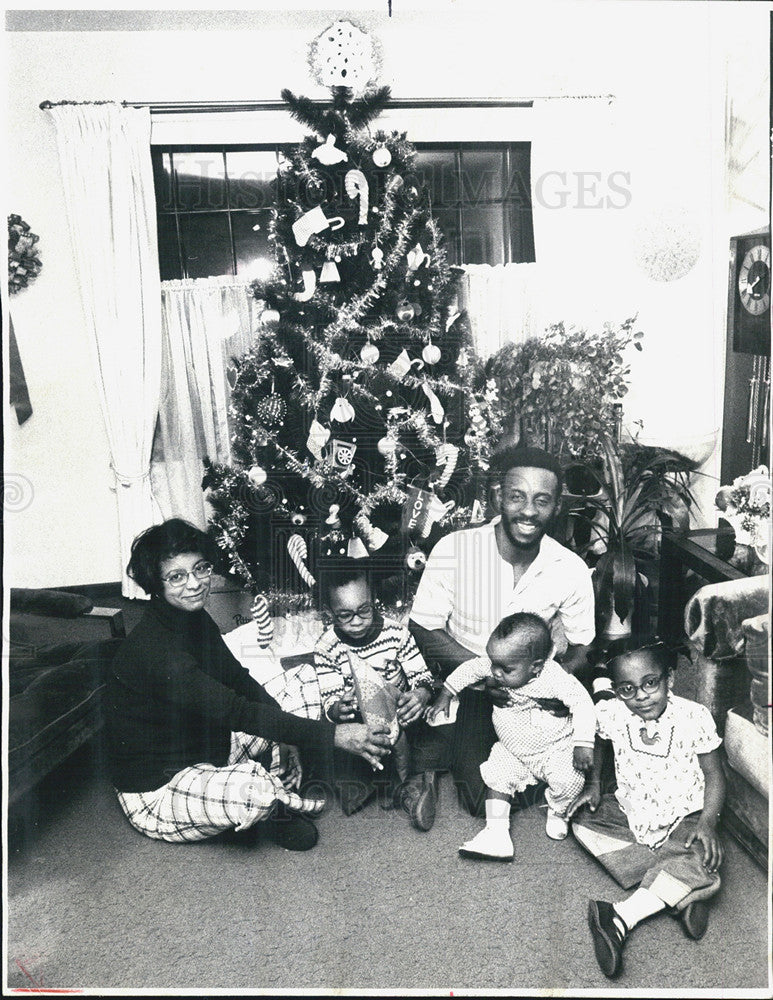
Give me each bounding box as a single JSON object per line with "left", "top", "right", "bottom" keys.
{"left": 84, "top": 607, "right": 126, "bottom": 638}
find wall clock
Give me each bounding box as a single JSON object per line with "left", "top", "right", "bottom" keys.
{"left": 728, "top": 229, "right": 770, "bottom": 355}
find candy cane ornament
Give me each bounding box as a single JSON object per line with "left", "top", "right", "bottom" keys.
{"left": 287, "top": 533, "right": 316, "bottom": 587}
{"left": 435, "top": 442, "right": 459, "bottom": 490}
{"left": 250, "top": 593, "right": 274, "bottom": 649}
{"left": 345, "top": 169, "right": 369, "bottom": 225}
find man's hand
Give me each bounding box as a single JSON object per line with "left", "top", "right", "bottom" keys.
{"left": 566, "top": 781, "right": 601, "bottom": 819}
{"left": 396, "top": 686, "right": 431, "bottom": 725}
{"left": 686, "top": 820, "right": 724, "bottom": 873}
{"left": 482, "top": 674, "right": 510, "bottom": 707}
{"left": 327, "top": 690, "right": 357, "bottom": 723}
{"left": 573, "top": 745, "right": 594, "bottom": 773}
{"left": 426, "top": 688, "right": 453, "bottom": 723}
{"left": 333, "top": 723, "right": 392, "bottom": 770}
{"left": 533, "top": 697, "right": 571, "bottom": 717}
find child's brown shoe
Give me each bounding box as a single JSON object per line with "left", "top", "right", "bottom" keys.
{"left": 588, "top": 899, "right": 627, "bottom": 978}
{"left": 679, "top": 899, "right": 710, "bottom": 940}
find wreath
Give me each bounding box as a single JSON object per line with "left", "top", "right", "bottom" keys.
{"left": 8, "top": 214, "right": 42, "bottom": 293}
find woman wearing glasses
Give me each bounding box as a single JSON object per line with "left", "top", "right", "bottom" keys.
{"left": 105, "top": 519, "right": 391, "bottom": 851}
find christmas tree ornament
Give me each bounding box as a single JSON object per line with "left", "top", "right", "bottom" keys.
{"left": 422, "top": 382, "right": 445, "bottom": 424}
{"left": 372, "top": 142, "right": 392, "bottom": 168}
{"left": 328, "top": 438, "right": 357, "bottom": 469}
{"left": 370, "top": 246, "right": 384, "bottom": 270}
{"left": 347, "top": 536, "right": 369, "bottom": 559}
{"left": 250, "top": 593, "right": 274, "bottom": 649}
{"left": 292, "top": 206, "right": 345, "bottom": 248}
{"left": 331, "top": 396, "right": 355, "bottom": 422}
{"left": 287, "top": 533, "right": 315, "bottom": 587}
{"left": 320, "top": 260, "right": 341, "bottom": 283}
{"left": 395, "top": 300, "right": 415, "bottom": 323}
{"left": 344, "top": 169, "right": 369, "bottom": 225}
{"left": 255, "top": 393, "right": 286, "bottom": 427}
{"left": 377, "top": 435, "right": 397, "bottom": 457}
{"left": 435, "top": 442, "right": 459, "bottom": 489}
{"left": 308, "top": 19, "right": 377, "bottom": 92}
{"left": 290, "top": 511, "right": 307, "bottom": 526}
{"left": 470, "top": 499, "right": 485, "bottom": 524}
{"left": 260, "top": 307, "right": 281, "bottom": 329}
{"left": 387, "top": 349, "right": 424, "bottom": 380}
{"left": 252, "top": 427, "right": 270, "bottom": 447}
{"left": 248, "top": 464, "right": 268, "bottom": 487}
{"left": 410, "top": 302, "right": 423, "bottom": 316}
{"left": 360, "top": 341, "right": 380, "bottom": 364}
{"left": 355, "top": 512, "right": 389, "bottom": 551}
{"left": 406, "top": 243, "right": 431, "bottom": 272}
{"left": 312, "top": 133, "right": 348, "bottom": 165}
{"left": 405, "top": 546, "right": 427, "bottom": 572}
{"left": 293, "top": 269, "right": 317, "bottom": 302}
{"left": 386, "top": 174, "right": 404, "bottom": 195}
{"left": 325, "top": 504, "right": 342, "bottom": 528}
{"left": 306, "top": 418, "right": 330, "bottom": 460}
{"left": 401, "top": 486, "right": 456, "bottom": 539}
{"left": 422, "top": 342, "right": 441, "bottom": 365}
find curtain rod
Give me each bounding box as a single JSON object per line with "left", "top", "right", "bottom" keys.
{"left": 40, "top": 95, "right": 615, "bottom": 113}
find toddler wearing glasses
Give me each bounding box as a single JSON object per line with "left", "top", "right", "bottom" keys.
{"left": 313, "top": 563, "right": 438, "bottom": 829}
{"left": 568, "top": 635, "right": 725, "bottom": 980}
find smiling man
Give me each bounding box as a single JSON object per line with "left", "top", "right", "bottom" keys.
{"left": 408, "top": 446, "right": 596, "bottom": 816}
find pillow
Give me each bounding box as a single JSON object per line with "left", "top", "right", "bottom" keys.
{"left": 10, "top": 588, "right": 93, "bottom": 618}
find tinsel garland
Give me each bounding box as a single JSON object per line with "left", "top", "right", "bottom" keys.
{"left": 8, "top": 214, "right": 42, "bottom": 293}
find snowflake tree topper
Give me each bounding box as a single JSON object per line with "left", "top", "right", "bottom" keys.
{"left": 308, "top": 20, "right": 380, "bottom": 94}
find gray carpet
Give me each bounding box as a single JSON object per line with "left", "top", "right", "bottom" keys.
{"left": 6, "top": 739, "right": 769, "bottom": 993}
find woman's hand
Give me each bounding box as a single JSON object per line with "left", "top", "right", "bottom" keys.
{"left": 573, "top": 745, "right": 594, "bottom": 773}
{"left": 334, "top": 723, "right": 392, "bottom": 770}
{"left": 482, "top": 674, "right": 510, "bottom": 707}
{"left": 426, "top": 688, "right": 453, "bottom": 723}
{"left": 396, "top": 687, "right": 431, "bottom": 725}
{"left": 276, "top": 743, "right": 302, "bottom": 790}
{"left": 327, "top": 690, "right": 357, "bottom": 723}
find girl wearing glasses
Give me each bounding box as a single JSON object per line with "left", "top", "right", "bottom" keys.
{"left": 567, "top": 636, "right": 725, "bottom": 980}
{"left": 105, "top": 519, "right": 391, "bottom": 852}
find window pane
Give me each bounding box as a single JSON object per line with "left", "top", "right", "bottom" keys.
{"left": 460, "top": 149, "right": 503, "bottom": 203}
{"left": 152, "top": 150, "right": 175, "bottom": 212}
{"left": 178, "top": 212, "right": 233, "bottom": 278}
{"left": 462, "top": 204, "right": 505, "bottom": 264}
{"left": 157, "top": 214, "right": 182, "bottom": 280}
{"left": 232, "top": 210, "right": 275, "bottom": 279}
{"left": 508, "top": 202, "right": 536, "bottom": 263}
{"left": 504, "top": 144, "right": 532, "bottom": 211}
{"left": 414, "top": 149, "right": 458, "bottom": 209}
{"left": 431, "top": 206, "right": 461, "bottom": 265}
{"left": 226, "top": 150, "right": 278, "bottom": 210}
{"left": 173, "top": 151, "right": 227, "bottom": 211}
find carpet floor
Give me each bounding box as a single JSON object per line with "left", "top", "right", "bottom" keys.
{"left": 6, "top": 594, "right": 771, "bottom": 993}
{"left": 6, "top": 738, "right": 770, "bottom": 993}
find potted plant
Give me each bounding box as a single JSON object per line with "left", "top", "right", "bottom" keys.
{"left": 485, "top": 318, "right": 642, "bottom": 460}
{"left": 568, "top": 434, "right": 697, "bottom": 639}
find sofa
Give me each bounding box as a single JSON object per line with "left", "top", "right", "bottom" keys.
{"left": 684, "top": 575, "right": 770, "bottom": 869}
{"left": 8, "top": 589, "right": 126, "bottom": 807}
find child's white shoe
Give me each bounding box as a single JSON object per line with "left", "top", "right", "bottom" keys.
{"left": 545, "top": 808, "right": 569, "bottom": 840}
{"left": 458, "top": 826, "right": 514, "bottom": 862}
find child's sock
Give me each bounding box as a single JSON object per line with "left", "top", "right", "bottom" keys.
{"left": 613, "top": 887, "right": 666, "bottom": 932}
{"left": 485, "top": 796, "right": 511, "bottom": 831}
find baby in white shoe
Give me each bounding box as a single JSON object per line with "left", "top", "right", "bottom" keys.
{"left": 427, "top": 611, "right": 595, "bottom": 860}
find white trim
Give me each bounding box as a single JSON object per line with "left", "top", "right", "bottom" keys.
{"left": 150, "top": 105, "right": 534, "bottom": 146}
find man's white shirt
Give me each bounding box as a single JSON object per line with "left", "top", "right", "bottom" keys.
{"left": 409, "top": 517, "right": 595, "bottom": 657}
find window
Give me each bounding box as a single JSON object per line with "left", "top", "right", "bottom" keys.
{"left": 151, "top": 141, "right": 534, "bottom": 280}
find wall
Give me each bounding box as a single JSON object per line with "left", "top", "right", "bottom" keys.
{"left": 4, "top": 2, "right": 770, "bottom": 586}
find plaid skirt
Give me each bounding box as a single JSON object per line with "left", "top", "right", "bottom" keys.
{"left": 116, "top": 663, "right": 323, "bottom": 843}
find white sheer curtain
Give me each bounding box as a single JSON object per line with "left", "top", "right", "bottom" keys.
{"left": 48, "top": 103, "right": 162, "bottom": 599}
{"left": 458, "top": 262, "right": 538, "bottom": 358}
{"left": 151, "top": 277, "right": 261, "bottom": 528}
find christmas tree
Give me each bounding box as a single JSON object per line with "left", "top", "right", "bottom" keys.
{"left": 203, "top": 20, "right": 501, "bottom": 615}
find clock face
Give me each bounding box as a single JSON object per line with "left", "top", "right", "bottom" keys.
{"left": 738, "top": 243, "right": 771, "bottom": 316}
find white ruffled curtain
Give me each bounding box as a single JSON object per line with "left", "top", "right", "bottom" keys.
{"left": 151, "top": 277, "right": 261, "bottom": 528}
{"left": 458, "top": 262, "right": 538, "bottom": 358}
{"left": 48, "top": 103, "right": 162, "bottom": 599}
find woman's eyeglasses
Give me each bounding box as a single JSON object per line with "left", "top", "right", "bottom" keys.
{"left": 613, "top": 674, "right": 665, "bottom": 700}
{"left": 161, "top": 561, "right": 213, "bottom": 589}
{"left": 331, "top": 602, "right": 374, "bottom": 625}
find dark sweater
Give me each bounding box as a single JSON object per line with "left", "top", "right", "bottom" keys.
{"left": 105, "top": 596, "right": 335, "bottom": 792}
